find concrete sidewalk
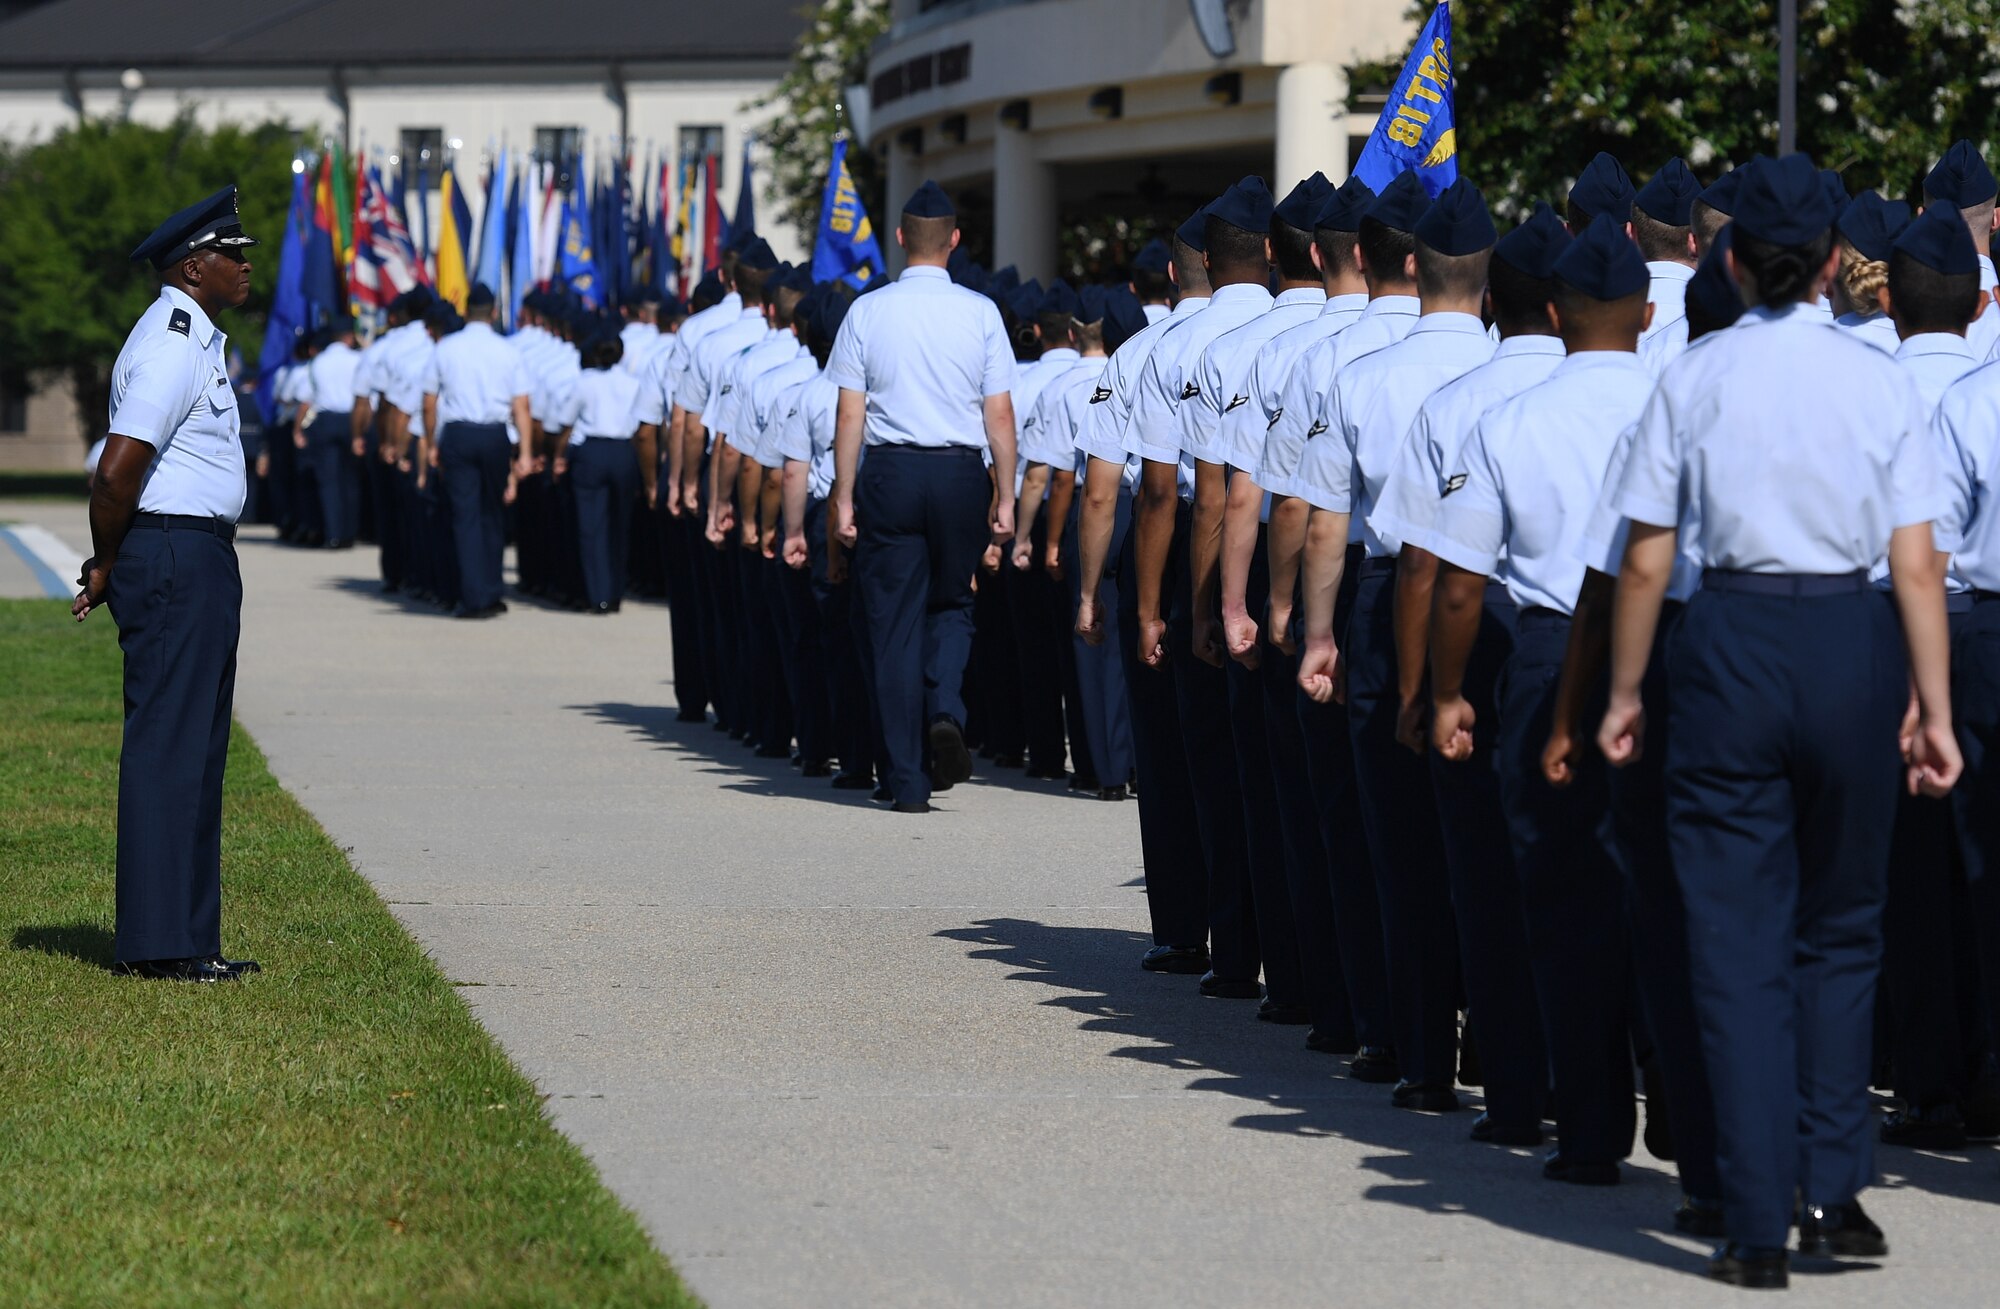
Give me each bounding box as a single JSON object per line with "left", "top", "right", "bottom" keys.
{"left": 11, "top": 497, "right": 1998, "bottom": 1308}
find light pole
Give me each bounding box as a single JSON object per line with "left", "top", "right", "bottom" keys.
{"left": 1779, "top": 0, "right": 1797, "bottom": 155}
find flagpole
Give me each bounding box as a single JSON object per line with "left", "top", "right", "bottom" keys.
{"left": 1778, "top": 0, "right": 1796, "bottom": 155}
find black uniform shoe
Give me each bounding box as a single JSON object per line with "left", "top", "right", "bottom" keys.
{"left": 1198, "top": 971, "right": 1263, "bottom": 1000}
{"left": 111, "top": 957, "right": 240, "bottom": 982}
{"left": 871, "top": 784, "right": 894, "bottom": 803}
{"left": 1066, "top": 773, "right": 1100, "bottom": 792}
{"left": 990, "top": 751, "right": 1025, "bottom": 769}
{"left": 1348, "top": 1047, "right": 1400, "bottom": 1083}
{"left": 1305, "top": 1027, "right": 1357, "bottom": 1055}
{"left": 1391, "top": 1080, "right": 1461, "bottom": 1112}
{"left": 1674, "top": 1196, "right": 1726, "bottom": 1239}
{"left": 1470, "top": 1112, "right": 1543, "bottom": 1146}
{"left": 800, "top": 760, "right": 834, "bottom": 778}
{"left": 891, "top": 800, "right": 933, "bottom": 815}
{"left": 1542, "top": 1152, "right": 1620, "bottom": 1186}
{"left": 1139, "top": 944, "right": 1209, "bottom": 974}
{"left": 1095, "top": 784, "right": 1129, "bottom": 802}
{"left": 1796, "top": 1201, "right": 1887, "bottom": 1259}
{"left": 675, "top": 708, "right": 707, "bottom": 723}
{"left": 754, "top": 744, "right": 792, "bottom": 759}
{"left": 928, "top": 716, "right": 973, "bottom": 789}
{"left": 831, "top": 772, "right": 876, "bottom": 790}
{"left": 1880, "top": 1101, "right": 1969, "bottom": 1150}
{"left": 1708, "top": 1245, "right": 1788, "bottom": 1289}
{"left": 1257, "top": 1000, "right": 1312, "bottom": 1025}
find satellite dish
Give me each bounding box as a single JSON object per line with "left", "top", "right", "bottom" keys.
{"left": 1189, "top": 0, "right": 1236, "bottom": 59}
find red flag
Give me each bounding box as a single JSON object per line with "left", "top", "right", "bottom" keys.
{"left": 701, "top": 152, "right": 723, "bottom": 276}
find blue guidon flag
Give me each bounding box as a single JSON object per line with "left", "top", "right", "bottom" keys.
{"left": 1353, "top": 2, "right": 1458, "bottom": 198}
{"left": 812, "top": 137, "right": 885, "bottom": 289}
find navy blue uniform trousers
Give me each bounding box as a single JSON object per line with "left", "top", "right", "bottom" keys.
{"left": 854, "top": 445, "right": 991, "bottom": 806}
{"left": 108, "top": 519, "right": 241, "bottom": 964}
{"left": 808, "top": 497, "right": 880, "bottom": 779}
{"left": 1068, "top": 491, "right": 1134, "bottom": 790}
{"left": 1667, "top": 578, "right": 1903, "bottom": 1250}
{"left": 303, "top": 411, "right": 358, "bottom": 544}
{"left": 437, "top": 422, "right": 512, "bottom": 612}
{"left": 1951, "top": 598, "right": 2000, "bottom": 1108}
{"left": 571, "top": 437, "right": 639, "bottom": 609}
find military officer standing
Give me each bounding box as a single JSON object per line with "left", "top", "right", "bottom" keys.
{"left": 76, "top": 185, "right": 262, "bottom": 981}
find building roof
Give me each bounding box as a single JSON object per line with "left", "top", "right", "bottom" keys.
{"left": 0, "top": 0, "right": 808, "bottom": 69}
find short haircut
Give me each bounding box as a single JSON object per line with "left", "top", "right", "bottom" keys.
{"left": 773, "top": 283, "right": 808, "bottom": 327}
{"left": 1631, "top": 208, "right": 1692, "bottom": 262}
{"left": 583, "top": 335, "right": 623, "bottom": 370}
{"left": 1036, "top": 311, "right": 1076, "bottom": 346}
{"left": 736, "top": 263, "right": 774, "bottom": 308}
{"left": 1551, "top": 280, "right": 1650, "bottom": 340}
{"left": 1072, "top": 319, "right": 1105, "bottom": 352}
{"left": 1488, "top": 257, "right": 1556, "bottom": 334}
{"left": 901, "top": 213, "right": 956, "bottom": 260}
{"left": 1312, "top": 226, "right": 1362, "bottom": 277}
{"left": 1170, "top": 233, "right": 1211, "bottom": 295}
{"left": 1131, "top": 263, "right": 1171, "bottom": 301}
{"left": 1271, "top": 221, "right": 1318, "bottom": 281}
{"left": 1415, "top": 244, "right": 1491, "bottom": 302}
{"left": 689, "top": 282, "right": 721, "bottom": 313}
{"left": 1888, "top": 248, "right": 1981, "bottom": 335}
{"left": 1204, "top": 216, "right": 1269, "bottom": 279}
{"left": 1357, "top": 216, "right": 1417, "bottom": 286}
{"left": 1691, "top": 199, "right": 1730, "bottom": 256}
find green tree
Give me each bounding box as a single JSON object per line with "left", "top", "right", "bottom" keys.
{"left": 0, "top": 113, "right": 300, "bottom": 443}
{"left": 746, "top": 0, "right": 890, "bottom": 251}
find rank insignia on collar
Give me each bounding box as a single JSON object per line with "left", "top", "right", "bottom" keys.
{"left": 168, "top": 308, "right": 191, "bottom": 337}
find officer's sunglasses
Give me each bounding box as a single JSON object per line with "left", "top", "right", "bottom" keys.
{"left": 203, "top": 246, "right": 251, "bottom": 265}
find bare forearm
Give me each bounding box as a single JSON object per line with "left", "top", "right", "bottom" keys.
{"left": 1426, "top": 561, "right": 1485, "bottom": 702}
{"left": 1609, "top": 526, "right": 1676, "bottom": 701}
{"left": 1133, "top": 466, "right": 1178, "bottom": 622}
{"left": 1219, "top": 472, "right": 1261, "bottom": 619}
{"left": 1891, "top": 530, "right": 1954, "bottom": 721}
{"left": 1045, "top": 470, "right": 1077, "bottom": 551}
{"left": 635, "top": 424, "right": 659, "bottom": 498}
{"left": 782, "top": 461, "right": 809, "bottom": 541}
{"left": 1266, "top": 494, "right": 1307, "bottom": 617}
{"left": 1189, "top": 461, "right": 1227, "bottom": 621}
{"left": 1077, "top": 456, "right": 1122, "bottom": 600}
{"left": 1301, "top": 508, "right": 1351, "bottom": 641}
{"left": 1550, "top": 570, "right": 1614, "bottom": 741}
{"left": 1015, "top": 465, "right": 1050, "bottom": 549}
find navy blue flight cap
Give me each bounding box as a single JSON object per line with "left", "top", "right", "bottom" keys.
{"left": 1685, "top": 226, "right": 1744, "bottom": 333}
{"left": 815, "top": 286, "right": 852, "bottom": 342}
{"left": 1208, "top": 175, "right": 1275, "bottom": 236}
{"left": 1895, "top": 203, "right": 1980, "bottom": 276}
{"left": 723, "top": 227, "right": 756, "bottom": 255}
{"left": 1925, "top": 139, "right": 1999, "bottom": 208}
{"left": 1492, "top": 201, "right": 1571, "bottom": 279}
{"left": 1837, "top": 192, "right": 1912, "bottom": 264}
{"left": 990, "top": 265, "right": 1021, "bottom": 294}
{"left": 1569, "top": 151, "right": 1636, "bottom": 222}
{"left": 1133, "top": 238, "right": 1172, "bottom": 274}
{"left": 784, "top": 264, "right": 818, "bottom": 294}
{"left": 1697, "top": 165, "right": 1748, "bottom": 217}
{"left": 1733, "top": 153, "right": 1837, "bottom": 246}
{"left": 131, "top": 184, "right": 259, "bottom": 271}
{"left": 1414, "top": 178, "right": 1497, "bottom": 256}
{"left": 422, "top": 302, "right": 463, "bottom": 334}
{"left": 1174, "top": 203, "right": 1212, "bottom": 253}
{"left": 1041, "top": 279, "right": 1082, "bottom": 318}
{"left": 1273, "top": 172, "right": 1333, "bottom": 232}
{"left": 659, "top": 293, "right": 685, "bottom": 319}
{"left": 1077, "top": 284, "right": 1108, "bottom": 324}
{"left": 736, "top": 237, "right": 779, "bottom": 271}
{"left": 1820, "top": 169, "right": 1852, "bottom": 221}
{"left": 693, "top": 271, "right": 726, "bottom": 302}
{"left": 1364, "top": 170, "right": 1430, "bottom": 232}
{"left": 1635, "top": 158, "right": 1701, "bottom": 226}
{"left": 902, "top": 179, "right": 955, "bottom": 218}
{"left": 1554, "top": 212, "right": 1651, "bottom": 300}
{"left": 1315, "top": 175, "right": 1377, "bottom": 232}
{"left": 1102, "top": 287, "right": 1149, "bottom": 353}
{"left": 466, "top": 281, "right": 496, "bottom": 310}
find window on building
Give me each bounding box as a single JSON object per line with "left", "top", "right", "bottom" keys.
{"left": 678, "top": 124, "right": 725, "bottom": 184}
{"left": 535, "top": 126, "right": 582, "bottom": 189}
{"left": 395, "top": 127, "right": 443, "bottom": 191}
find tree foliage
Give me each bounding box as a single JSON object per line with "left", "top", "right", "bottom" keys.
{"left": 0, "top": 113, "right": 299, "bottom": 439}
{"left": 746, "top": 0, "right": 890, "bottom": 250}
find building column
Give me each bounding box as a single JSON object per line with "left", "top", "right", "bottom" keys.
{"left": 884, "top": 142, "right": 920, "bottom": 277}
{"left": 1276, "top": 61, "right": 1348, "bottom": 187}
{"left": 992, "top": 119, "right": 1056, "bottom": 281}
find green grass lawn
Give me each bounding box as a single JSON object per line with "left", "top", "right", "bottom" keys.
{"left": 0, "top": 600, "right": 698, "bottom": 1308}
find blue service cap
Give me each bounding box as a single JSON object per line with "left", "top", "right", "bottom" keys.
{"left": 1685, "top": 226, "right": 1744, "bottom": 333}
{"left": 1635, "top": 158, "right": 1701, "bottom": 226}
{"left": 815, "top": 285, "right": 852, "bottom": 342}
{"left": 1315, "top": 175, "right": 1377, "bottom": 231}
{"left": 1925, "top": 139, "right": 1998, "bottom": 208}
{"left": 902, "top": 179, "right": 955, "bottom": 218}
{"left": 990, "top": 265, "right": 1022, "bottom": 294}
{"left": 466, "top": 281, "right": 496, "bottom": 310}
{"left": 1492, "top": 201, "right": 1571, "bottom": 279}
{"left": 1208, "top": 175, "right": 1275, "bottom": 235}
{"left": 1174, "top": 203, "right": 1211, "bottom": 253}
{"left": 1896, "top": 203, "right": 1980, "bottom": 276}
{"left": 422, "top": 301, "right": 463, "bottom": 335}
{"left": 1569, "top": 151, "right": 1636, "bottom": 223}
{"left": 659, "top": 293, "right": 685, "bottom": 319}
{"left": 1836, "top": 192, "right": 1912, "bottom": 264}
{"left": 1820, "top": 169, "right": 1852, "bottom": 222}
{"left": 693, "top": 271, "right": 726, "bottom": 302}
{"left": 1274, "top": 172, "right": 1333, "bottom": 231}
{"left": 737, "top": 237, "right": 779, "bottom": 271}
{"left": 1697, "top": 162, "right": 1751, "bottom": 217}
{"left": 1553, "top": 211, "right": 1651, "bottom": 300}
{"left": 582, "top": 326, "right": 622, "bottom": 357}
{"left": 1077, "top": 284, "right": 1108, "bottom": 324}
{"left": 782, "top": 263, "right": 817, "bottom": 294}
{"left": 1733, "top": 153, "right": 1836, "bottom": 246}
{"left": 1041, "top": 279, "right": 1081, "bottom": 318}
{"left": 1102, "top": 286, "right": 1149, "bottom": 353}
{"left": 1132, "top": 238, "right": 1172, "bottom": 274}
{"left": 130, "top": 184, "right": 259, "bottom": 271}
{"left": 1364, "top": 170, "right": 1430, "bottom": 232}
{"left": 1413, "top": 178, "right": 1497, "bottom": 256}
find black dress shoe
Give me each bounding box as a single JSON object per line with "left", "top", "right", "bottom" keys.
{"left": 1391, "top": 1080, "right": 1461, "bottom": 1112}
{"left": 990, "top": 751, "right": 1025, "bottom": 769}
{"left": 1880, "top": 1101, "right": 1969, "bottom": 1150}
{"left": 1674, "top": 1196, "right": 1726, "bottom": 1239}
{"left": 1796, "top": 1201, "right": 1887, "bottom": 1259}
{"left": 1348, "top": 1046, "right": 1399, "bottom": 1084}
{"left": 111, "top": 957, "right": 240, "bottom": 982}
{"left": 675, "top": 708, "right": 708, "bottom": 723}
{"left": 1067, "top": 773, "right": 1100, "bottom": 792}
{"left": 800, "top": 760, "right": 834, "bottom": 778}
{"left": 1542, "top": 1152, "right": 1620, "bottom": 1186}
{"left": 1140, "top": 944, "right": 1209, "bottom": 975}
{"left": 1305, "top": 1027, "right": 1357, "bottom": 1055}
{"left": 590, "top": 601, "right": 614, "bottom": 614}
{"left": 1709, "top": 1245, "right": 1788, "bottom": 1289}
{"left": 1257, "top": 1000, "right": 1312, "bottom": 1025}
{"left": 1198, "top": 971, "right": 1263, "bottom": 1000}
{"left": 1470, "top": 1112, "right": 1543, "bottom": 1146}
{"left": 928, "top": 716, "right": 973, "bottom": 789}
{"left": 210, "top": 954, "right": 262, "bottom": 977}
{"left": 871, "top": 784, "right": 894, "bottom": 802}
{"left": 831, "top": 772, "right": 876, "bottom": 790}
{"left": 891, "top": 800, "right": 933, "bottom": 814}
{"left": 754, "top": 744, "right": 792, "bottom": 759}
{"left": 712, "top": 720, "right": 733, "bottom": 733}
{"left": 1096, "top": 784, "right": 1129, "bottom": 801}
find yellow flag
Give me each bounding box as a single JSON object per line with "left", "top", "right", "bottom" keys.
{"left": 435, "top": 169, "right": 471, "bottom": 313}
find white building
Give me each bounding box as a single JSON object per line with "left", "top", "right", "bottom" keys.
{"left": 859, "top": 0, "right": 1415, "bottom": 277}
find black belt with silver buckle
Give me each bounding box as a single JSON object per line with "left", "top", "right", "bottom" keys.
{"left": 130, "top": 512, "right": 236, "bottom": 542}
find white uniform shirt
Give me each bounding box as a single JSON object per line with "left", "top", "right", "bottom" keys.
{"left": 746, "top": 351, "right": 820, "bottom": 469}
{"left": 1011, "top": 347, "right": 1086, "bottom": 492}
{"left": 1834, "top": 311, "right": 1899, "bottom": 354}
{"left": 618, "top": 321, "right": 661, "bottom": 377}
{"left": 772, "top": 372, "right": 841, "bottom": 499}
{"left": 1123, "top": 283, "right": 1274, "bottom": 470}
{"left": 1638, "top": 262, "right": 1694, "bottom": 369}
{"left": 1186, "top": 287, "right": 1327, "bottom": 470}
{"left": 381, "top": 329, "right": 437, "bottom": 436}
{"left": 1141, "top": 302, "right": 1171, "bottom": 325}
{"left": 1972, "top": 254, "right": 2000, "bottom": 360}
{"left": 108, "top": 286, "right": 245, "bottom": 521}
{"left": 422, "top": 321, "right": 532, "bottom": 440}
{"left": 1258, "top": 295, "right": 1421, "bottom": 503}
{"left": 1874, "top": 333, "right": 1981, "bottom": 593}
{"left": 825, "top": 265, "right": 1015, "bottom": 449}
{"left": 652, "top": 291, "right": 743, "bottom": 416}
{"left": 305, "top": 340, "right": 360, "bottom": 413}
{"left": 555, "top": 367, "right": 642, "bottom": 443}
{"left": 681, "top": 307, "right": 770, "bottom": 420}
{"left": 1617, "top": 302, "right": 1946, "bottom": 573}
{"left": 353, "top": 329, "right": 402, "bottom": 407}
{"left": 1074, "top": 297, "right": 1206, "bottom": 467}
{"left": 1431, "top": 351, "right": 1657, "bottom": 614}
{"left": 1291, "top": 312, "right": 1493, "bottom": 557}
{"left": 1370, "top": 334, "right": 1568, "bottom": 556}
{"left": 1223, "top": 292, "right": 1367, "bottom": 479}
{"left": 711, "top": 328, "right": 798, "bottom": 445}
{"left": 1025, "top": 357, "right": 1112, "bottom": 480}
